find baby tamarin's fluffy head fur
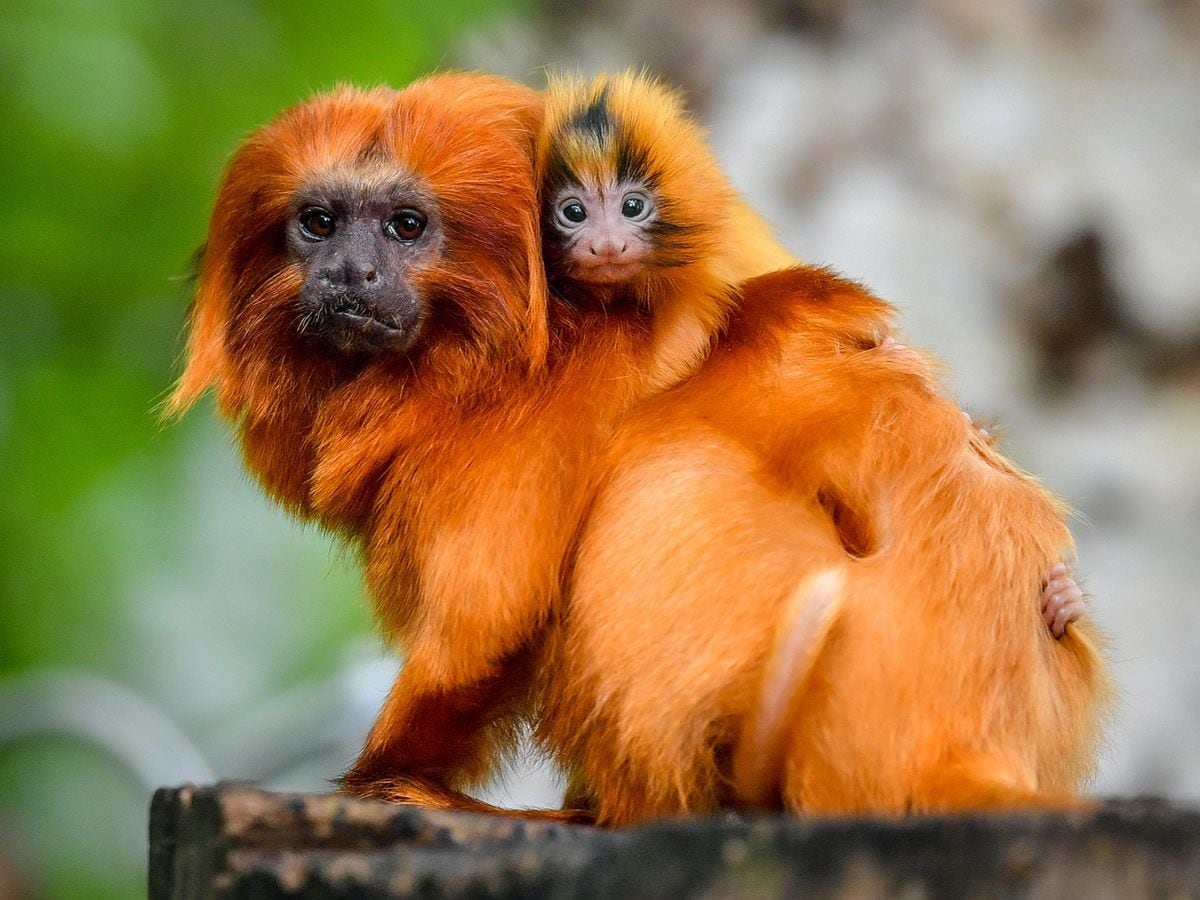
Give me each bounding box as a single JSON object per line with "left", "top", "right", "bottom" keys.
{"left": 539, "top": 71, "right": 725, "bottom": 296}
{"left": 539, "top": 70, "right": 795, "bottom": 384}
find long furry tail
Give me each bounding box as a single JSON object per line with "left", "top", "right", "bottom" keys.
{"left": 732, "top": 566, "right": 846, "bottom": 808}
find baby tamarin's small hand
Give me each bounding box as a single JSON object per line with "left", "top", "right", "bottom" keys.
{"left": 1043, "top": 562, "right": 1086, "bottom": 638}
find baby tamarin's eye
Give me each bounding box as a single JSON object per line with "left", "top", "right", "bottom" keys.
{"left": 558, "top": 200, "right": 587, "bottom": 226}
{"left": 299, "top": 207, "right": 336, "bottom": 240}
{"left": 621, "top": 194, "right": 649, "bottom": 220}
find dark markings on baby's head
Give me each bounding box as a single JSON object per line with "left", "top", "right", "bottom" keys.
{"left": 542, "top": 147, "right": 581, "bottom": 199}
{"left": 615, "top": 134, "right": 653, "bottom": 187}
{"left": 569, "top": 87, "right": 613, "bottom": 142}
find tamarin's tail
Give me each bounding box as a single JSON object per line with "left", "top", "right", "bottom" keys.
{"left": 731, "top": 566, "right": 846, "bottom": 808}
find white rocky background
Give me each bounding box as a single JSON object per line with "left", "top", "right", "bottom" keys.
{"left": 459, "top": 0, "right": 1200, "bottom": 804}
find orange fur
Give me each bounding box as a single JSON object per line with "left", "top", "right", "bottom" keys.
{"left": 531, "top": 74, "right": 1111, "bottom": 826}
{"left": 538, "top": 70, "right": 795, "bottom": 388}
{"left": 169, "top": 73, "right": 768, "bottom": 819}
{"left": 541, "top": 267, "right": 1111, "bottom": 825}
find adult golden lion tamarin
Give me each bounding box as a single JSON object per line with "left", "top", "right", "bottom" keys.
{"left": 532, "top": 72, "right": 1107, "bottom": 826}
{"left": 170, "top": 70, "right": 1098, "bottom": 826}
{"left": 169, "top": 76, "right": 577, "bottom": 815}
{"left": 167, "top": 72, "right": 817, "bottom": 819}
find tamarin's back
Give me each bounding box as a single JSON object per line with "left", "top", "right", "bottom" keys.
{"left": 546, "top": 265, "right": 1110, "bottom": 823}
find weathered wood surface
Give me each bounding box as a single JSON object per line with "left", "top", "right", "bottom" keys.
{"left": 149, "top": 784, "right": 1200, "bottom": 899}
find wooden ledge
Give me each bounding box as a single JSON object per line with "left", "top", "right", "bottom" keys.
{"left": 149, "top": 784, "right": 1200, "bottom": 898}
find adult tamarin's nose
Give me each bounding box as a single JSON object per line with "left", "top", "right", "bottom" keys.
{"left": 321, "top": 257, "right": 380, "bottom": 290}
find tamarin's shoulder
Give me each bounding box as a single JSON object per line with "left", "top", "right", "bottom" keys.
{"left": 719, "top": 265, "right": 896, "bottom": 356}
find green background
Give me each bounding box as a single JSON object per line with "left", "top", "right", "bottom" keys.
{"left": 0, "top": 1, "right": 532, "bottom": 896}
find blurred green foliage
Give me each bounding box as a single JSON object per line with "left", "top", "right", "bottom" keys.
{"left": 0, "top": 1, "right": 533, "bottom": 896}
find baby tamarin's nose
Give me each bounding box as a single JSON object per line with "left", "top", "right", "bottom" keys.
{"left": 589, "top": 238, "right": 626, "bottom": 259}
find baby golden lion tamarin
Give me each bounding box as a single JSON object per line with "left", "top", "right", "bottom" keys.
{"left": 538, "top": 70, "right": 796, "bottom": 389}
{"left": 532, "top": 72, "right": 1103, "bottom": 825}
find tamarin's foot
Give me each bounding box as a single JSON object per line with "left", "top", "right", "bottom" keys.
{"left": 341, "top": 772, "right": 597, "bottom": 824}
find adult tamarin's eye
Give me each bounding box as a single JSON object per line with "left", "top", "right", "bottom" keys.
{"left": 386, "top": 209, "right": 427, "bottom": 242}
{"left": 558, "top": 200, "right": 587, "bottom": 225}
{"left": 621, "top": 194, "right": 650, "bottom": 220}
{"left": 299, "top": 207, "right": 336, "bottom": 239}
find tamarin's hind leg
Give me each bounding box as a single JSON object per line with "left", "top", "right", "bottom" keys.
{"left": 548, "top": 433, "right": 849, "bottom": 827}
{"left": 340, "top": 658, "right": 594, "bottom": 823}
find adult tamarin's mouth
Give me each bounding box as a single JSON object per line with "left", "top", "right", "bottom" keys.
{"left": 301, "top": 292, "right": 420, "bottom": 355}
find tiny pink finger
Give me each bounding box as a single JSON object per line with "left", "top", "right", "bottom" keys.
{"left": 1053, "top": 606, "right": 1072, "bottom": 637}
{"left": 1043, "top": 596, "right": 1061, "bottom": 619}
{"left": 1044, "top": 580, "right": 1070, "bottom": 598}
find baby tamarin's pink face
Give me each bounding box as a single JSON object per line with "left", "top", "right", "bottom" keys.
{"left": 549, "top": 180, "right": 657, "bottom": 284}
